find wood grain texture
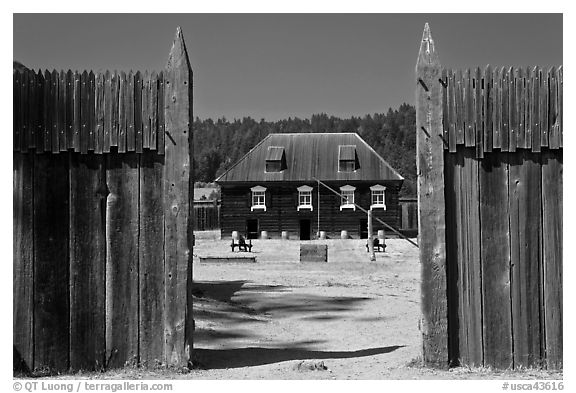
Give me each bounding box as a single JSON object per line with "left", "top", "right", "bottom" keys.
{"left": 14, "top": 72, "right": 21, "bottom": 151}
{"left": 509, "top": 150, "right": 542, "bottom": 367}
{"left": 464, "top": 69, "right": 474, "bottom": 147}
{"left": 80, "top": 71, "right": 89, "bottom": 154}
{"left": 50, "top": 70, "right": 59, "bottom": 153}
{"left": 508, "top": 68, "right": 517, "bottom": 153}
{"left": 150, "top": 71, "right": 158, "bottom": 150}
{"left": 135, "top": 71, "right": 143, "bottom": 153}
{"left": 142, "top": 71, "right": 150, "bottom": 149}
{"left": 474, "top": 67, "right": 483, "bottom": 158}
{"left": 479, "top": 152, "right": 513, "bottom": 368}
{"left": 157, "top": 72, "right": 165, "bottom": 154}
{"left": 69, "top": 154, "right": 106, "bottom": 370}
{"left": 28, "top": 70, "right": 37, "bottom": 150}
{"left": 415, "top": 24, "right": 448, "bottom": 368}
{"left": 540, "top": 68, "right": 549, "bottom": 147}
{"left": 33, "top": 153, "right": 69, "bottom": 371}
{"left": 58, "top": 71, "right": 67, "bottom": 151}
{"left": 501, "top": 67, "right": 510, "bottom": 152}
{"left": 13, "top": 152, "right": 35, "bottom": 371}
{"left": 20, "top": 70, "right": 29, "bottom": 152}
{"left": 139, "top": 151, "right": 166, "bottom": 365}
{"left": 105, "top": 153, "right": 140, "bottom": 368}
{"left": 448, "top": 69, "right": 456, "bottom": 152}
{"left": 163, "top": 27, "right": 193, "bottom": 366}
{"left": 127, "top": 71, "right": 135, "bottom": 152}
{"left": 34, "top": 71, "right": 45, "bottom": 153}
{"left": 95, "top": 72, "right": 105, "bottom": 154}
{"left": 541, "top": 150, "right": 562, "bottom": 369}
{"left": 66, "top": 71, "right": 74, "bottom": 150}
{"left": 531, "top": 67, "right": 541, "bottom": 152}
{"left": 548, "top": 67, "right": 559, "bottom": 149}
{"left": 462, "top": 148, "right": 483, "bottom": 367}
{"left": 483, "top": 65, "right": 492, "bottom": 153}
{"left": 73, "top": 71, "right": 81, "bottom": 152}
{"left": 104, "top": 71, "right": 112, "bottom": 153}
{"left": 88, "top": 71, "right": 96, "bottom": 151}
{"left": 111, "top": 72, "right": 119, "bottom": 148}
{"left": 118, "top": 72, "right": 127, "bottom": 153}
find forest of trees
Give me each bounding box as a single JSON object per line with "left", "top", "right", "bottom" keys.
{"left": 193, "top": 103, "right": 417, "bottom": 197}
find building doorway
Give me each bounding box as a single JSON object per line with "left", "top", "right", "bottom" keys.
{"left": 359, "top": 218, "right": 368, "bottom": 239}
{"left": 299, "top": 219, "right": 311, "bottom": 240}
{"left": 246, "top": 219, "right": 259, "bottom": 239}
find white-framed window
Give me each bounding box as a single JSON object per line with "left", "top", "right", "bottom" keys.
{"left": 370, "top": 184, "right": 387, "bottom": 210}
{"left": 251, "top": 185, "right": 267, "bottom": 211}
{"left": 340, "top": 185, "right": 356, "bottom": 211}
{"left": 297, "top": 185, "right": 313, "bottom": 211}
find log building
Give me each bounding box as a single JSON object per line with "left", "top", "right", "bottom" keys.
{"left": 215, "top": 133, "right": 404, "bottom": 239}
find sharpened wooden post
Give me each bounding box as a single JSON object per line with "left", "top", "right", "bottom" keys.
{"left": 164, "top": 27, "right": 193, "bottom": 367}
{"left": 416, "top": 23, "right": 448, "bottom": 368}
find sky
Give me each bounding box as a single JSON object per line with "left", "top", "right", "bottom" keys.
{"left": 13, "top": 13, "right": 562, "bottom": 121}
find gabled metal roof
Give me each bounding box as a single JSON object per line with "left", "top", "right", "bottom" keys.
{"left": 215, "top": 133, "right": 404, "bottom": 183}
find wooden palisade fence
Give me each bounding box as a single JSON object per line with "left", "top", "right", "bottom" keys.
{"left": 13, "top": 27, "right": 193, "bottom": 372}
{"left": 417, "top": 24, "right": 562, "bottom": 370}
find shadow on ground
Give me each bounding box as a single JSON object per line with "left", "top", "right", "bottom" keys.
{"left": 192, "top": 345, "right": 404, "bottom": 369}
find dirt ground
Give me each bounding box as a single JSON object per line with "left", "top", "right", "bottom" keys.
{"left": 39, "top": 231, "right": 562, "bottom": 380}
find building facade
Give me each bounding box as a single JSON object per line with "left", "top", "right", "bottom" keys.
{"left": 216, "top": 133, "right": 404, "bottom": 239}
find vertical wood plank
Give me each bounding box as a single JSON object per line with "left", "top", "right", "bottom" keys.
{"left": 13, "top": 152, "right": 34, "bottom": 371}
{"left": 135, "top": 71, "right": 143, "bottom": 153}
{"left": 455, "top": 70, "right": 464, "bottom": 145}
{"left": 34, "top": 153, "right": 69, "bottom": 371}
{"left": 88, "top": 71, "right": 96, "bottom": 151}
{"left": 139, "top": 151, "right": 166, "bottom": 365}
{"left": 509, "top": 150, "right": 543, "bottom": 367}
{"left": 558, "top": 66, "right": 562, "bottom": 148}
{"left": 524, "top": 67, "right": 532, "bottom": 150}
{"left": 69, "top": 154, "right": 106, "bottom": 370}
{"left": 441, "top": 68, "right": 448, "bottom": 148}
{"left": 73, "top": 71, "right": 81, "bottom": 152}
{"left": 501, "top": 67, "right": 510, "bottom": 152}
{"left": 58, "top": 71, "right": 67, "bottom": 151}
{"left": 479, "top": 151, "right": 513, "bottom": 368}
{"left": 540, "top": 68, "right": 549, "bottom": 148}
{"left": 415, "top": 24, "right": 448, "bottom": 367}
{"left": 50, "top": 70, "right": 59, "bottom": 153}
{"left": 548, "top": 67, "right": 559, "bottom": 149}
{"left": 95, "top": 72, "right": 105, "bottom": 154}
{"left": 118, "top": 72, "right": 127, "bottom": 153}
{"left": 157, "top": 72, "right": 165, "bottom": 154}
{"left": 44, "top": 71, "right": 52, "bottom": 152}
{"left": 448, "top": 69, "right": 456, "bottom": 153}
{"left": 492, "top": 68, "right": 501, "bottom": 150}
{"left": 463, "top": 148, "right": 483, "bottom": 366}
{"left": 464, "top": 69, "right": 475, "bottom": 147}
{"left": 483, "top": 65, "right": 492, "bottom": 153}
{"left": 105, "top": 153, "right": 139, "bottom": 368}
{"left": 34, "top": 71, "right": 45, "bottom": 153}
{"left": 14, "top": 71, "right": 21, "bottom": 151}
{"left": 111, "top": 72, "right": 119, "bottom": 148}
{"left": 163, "top": 27, "right": 193, "bottom": 366}
{"left": 80, "top": 71, "right": 89, "bottom": 154}
{"left": 150, "top": 71, "right": 158, "bottom": 150}
{"left": 104, "top": 71, "right": 112, "bottom": 153}
{"left": 474, "top": 67, "right": 483, "bottom": 158}
{"left": 66, "top": 71, "right": 74, "bottom": 150}
{"left": 142, "top": 71, "right": 150, "bottom": 149}
{"left": 531, "top": 67, "right": 541, "bottom": 153}
{"left": 515, "top": 68, "right": 525, "bottom": 149}
{"left": 508, "top": 68, "right": 517, "bottom": 153}
{"left": 541, "top": 150, "right": 562, "bottom": 369}
{"left": 20, "top": 70, "right": 29, "bottom": 152}
{"left": 28, "top": 70, "right": 37, "bottom": 150}
{"left": 127, "top": 71, "right": 135, "bottom": 152}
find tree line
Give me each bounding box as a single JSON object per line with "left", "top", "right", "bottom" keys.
{"left": 194, "top": 103, "right": 416, "bottom": 197}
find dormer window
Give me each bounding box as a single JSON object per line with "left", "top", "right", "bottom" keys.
{"left": 251, "top": 185, "right": 267, "bottom": 211}
{"left": 265, "top": 146, "right": 286, "bottom": 172}
{"left": 338, "top": 145, "right": 359, "bottom": 172}
{"left": 370, "top": 184, "right": 387, "bottom": 210}
{"left": 297, "top": 185, "right": 313, "bottom": 211}
{"left": 340, "top": 185, "right": 356, "bottom": 211}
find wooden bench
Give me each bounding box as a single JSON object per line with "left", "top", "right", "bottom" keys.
{"left": 231, "top": 238, "right": 253, "bottom": 252}
{"left": 366, "top": 238, "right": 386, "bottom": 252}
